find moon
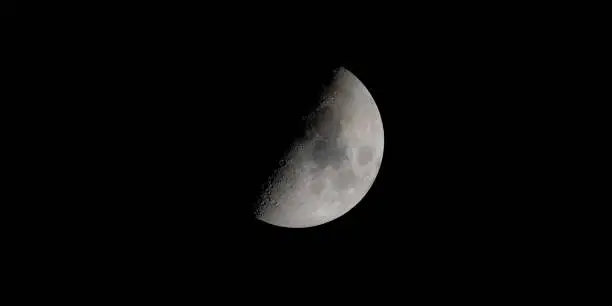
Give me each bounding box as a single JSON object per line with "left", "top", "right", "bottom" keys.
{"left": 255, "top": 67, "right": 384, "bottom": 228}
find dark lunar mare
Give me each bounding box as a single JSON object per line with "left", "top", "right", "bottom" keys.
{"left": 357, "top": 146, "right": 374, "bottom": 165}
{"left": 311, "top": 138, "right": 347, "bottom": 170}
{"left": 254, "top": 66, "right": 381, "bottom": 227}
{"left": 306, "top": 103, "right": 349, "bottom": 170}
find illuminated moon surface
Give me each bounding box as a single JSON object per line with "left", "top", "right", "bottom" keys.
{"left": 255, "top": 67, "right": 384, "bottom": 228}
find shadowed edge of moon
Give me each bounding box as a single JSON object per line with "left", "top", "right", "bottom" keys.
{"left": 256, "top": 67, "right": 383, "bottom": 228}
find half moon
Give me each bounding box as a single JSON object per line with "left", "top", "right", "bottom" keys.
{"left": 255, "top": 67, "right": 384, "bottom": 228}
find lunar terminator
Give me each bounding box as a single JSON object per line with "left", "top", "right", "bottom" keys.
{"left": 255, "top": 67, "right": 384, "bottom": 228}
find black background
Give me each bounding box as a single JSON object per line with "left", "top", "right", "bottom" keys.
{"left": 1, "top": 0, "right": 15, "bottom": 15}
{"left": 20, "top": 5, "right": 591, "bottom": 292}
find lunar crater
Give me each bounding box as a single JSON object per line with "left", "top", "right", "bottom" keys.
{"left": 357, "top": 146, "right": 374, "bottom": 165}
{"left": 308, "top": 179, "right": 326, "bottom": 195}
{"left": 256, "top": 67, "right": 384, "bottom": 228}
{"left": 333, "top": 168, "right": 358, "bottom": 190}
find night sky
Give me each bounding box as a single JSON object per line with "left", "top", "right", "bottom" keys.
{"left": 99, "top": 37, "right": 548, "bottom": 264}
{"left": 1, "top": 0, "right": 15, "bottom": 15}
{"left": 40, "top": 6, "right": 574, "bottom": 289}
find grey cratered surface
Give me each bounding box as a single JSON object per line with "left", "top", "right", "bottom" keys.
{"left": 255, "top": 67, "right": 384, "bottom": 228}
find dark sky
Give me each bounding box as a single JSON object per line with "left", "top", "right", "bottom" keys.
{"left": 1, "top": 0, "right": 15, "bottom": 15}
{"left": 100, "top": 37, "right": 548, "bottom": 256}
{"left": 47, "top": 7, "right": 576, "bottom": 285}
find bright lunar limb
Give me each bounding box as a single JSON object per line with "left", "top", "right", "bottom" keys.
{"left": 255, "top": 67, "right": 384, "bottom": 228}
